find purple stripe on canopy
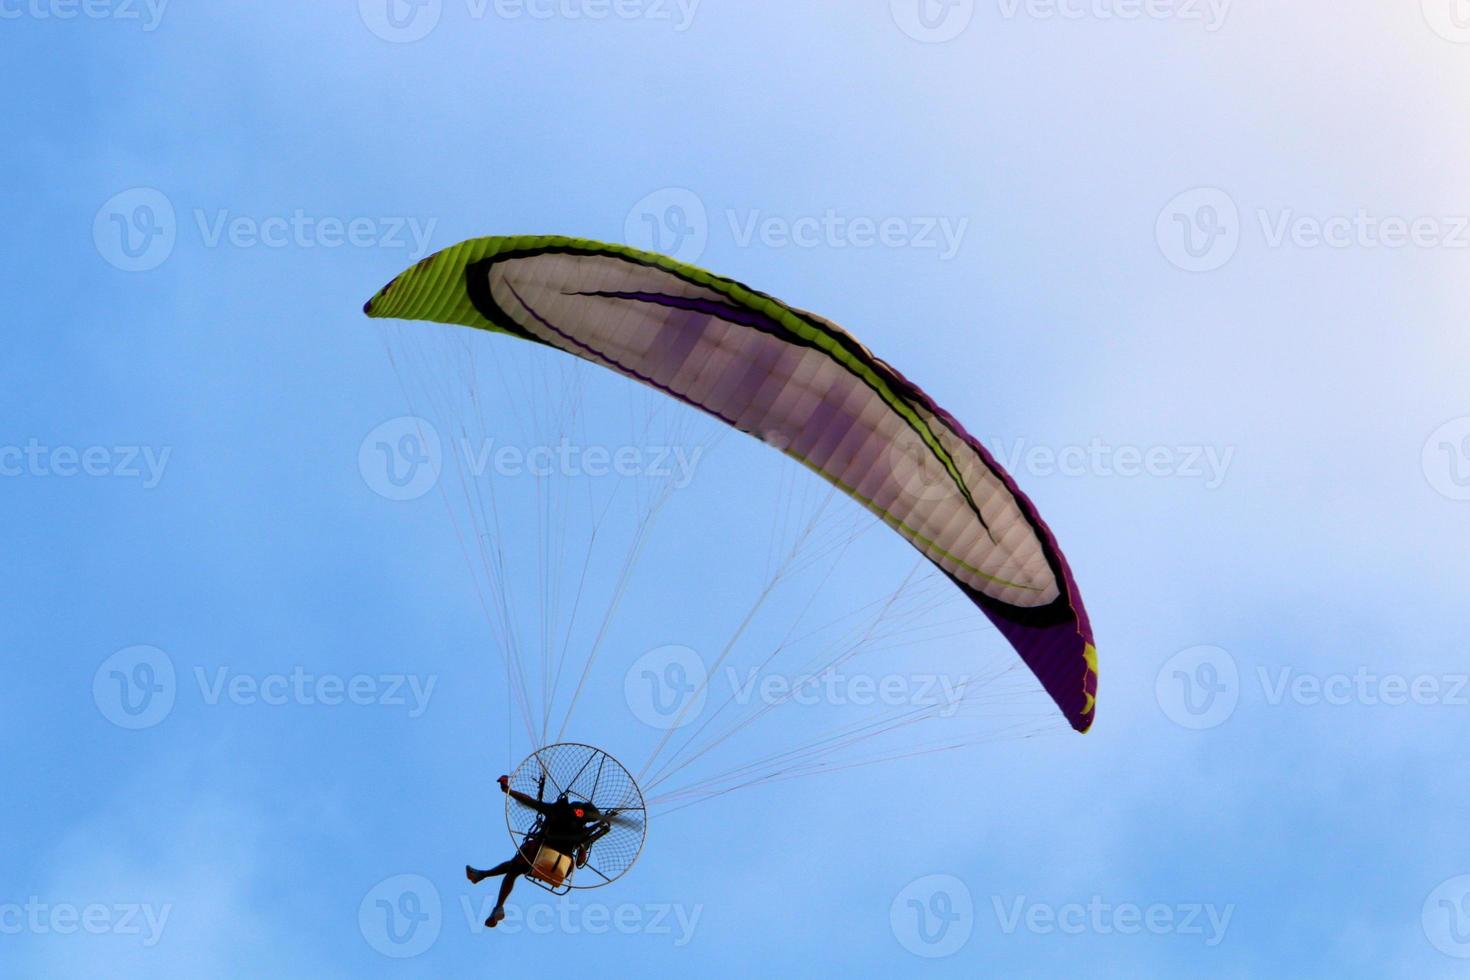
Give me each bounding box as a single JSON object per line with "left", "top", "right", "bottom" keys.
{"left": 507, "top": 278, "right": 1095, "bottom": 731}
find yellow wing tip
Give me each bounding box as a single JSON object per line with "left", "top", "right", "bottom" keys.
{"left": 1077, "top": 643, "right": 1098, "bottom": 733}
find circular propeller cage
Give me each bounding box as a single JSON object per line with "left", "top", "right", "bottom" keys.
{"left": 505, "top": 743, "right": 648, "bottom": 889}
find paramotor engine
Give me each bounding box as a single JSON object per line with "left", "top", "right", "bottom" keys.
{"left": 506, "top": 743, "right": 647, "bottom": 893}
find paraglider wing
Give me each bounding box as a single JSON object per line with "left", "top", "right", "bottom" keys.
{"left": 364, "top": 236, "right": 1097, "bottom": 732}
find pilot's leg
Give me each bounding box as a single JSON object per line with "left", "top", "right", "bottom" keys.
{"left": 467, "top": 857, "right": 522, "bottom": 885}
{"left": 487, "top": 869, "right": 521, "bottom": 927}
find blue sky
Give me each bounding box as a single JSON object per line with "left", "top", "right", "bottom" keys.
{"left": 5, "top": 2, "right": 1470, "bottom": 976}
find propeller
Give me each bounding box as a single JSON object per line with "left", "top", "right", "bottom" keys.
{"left": 603, "top": 809, "right": 644, "bottom": 828}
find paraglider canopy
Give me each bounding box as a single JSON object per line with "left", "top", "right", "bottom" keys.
{"left": 365, "top": 235, "right": 1097, "bottom": 733}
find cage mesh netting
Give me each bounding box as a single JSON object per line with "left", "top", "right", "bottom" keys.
{"left": 506, "top": 743, "right": 647, "bottom": 888}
